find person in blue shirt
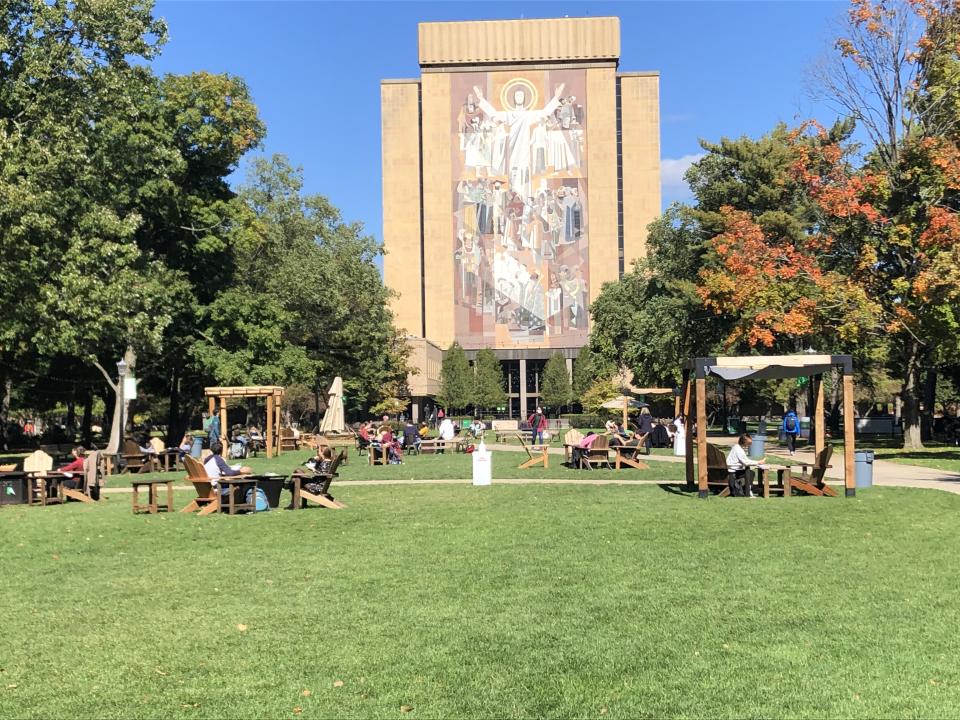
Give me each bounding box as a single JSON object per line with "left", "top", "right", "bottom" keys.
{"left": 782, "top": 409, "right": 801, "bottom": 456}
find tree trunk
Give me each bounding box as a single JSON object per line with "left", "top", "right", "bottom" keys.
{"left": 106, "top": 347, "right": 137, "bottom": 453}
{"left": 0, "top": 376, "right": 10, "bottom": 451}
{"left": 902, "top": 343, "right": 924, "bottom": 450}
{"left": 166, "top": 367, "right": 180, "bottom": 447}
{"left": 922, "top": 369, "right": 936, "bottom": 441}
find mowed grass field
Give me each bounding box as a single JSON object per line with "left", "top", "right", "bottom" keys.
{"left": 2, "top": 460, "right": 960, "bottom": 718}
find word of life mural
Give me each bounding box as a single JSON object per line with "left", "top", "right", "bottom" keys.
{"left": 451, "top": 70, "right": 589, "bottom": 349}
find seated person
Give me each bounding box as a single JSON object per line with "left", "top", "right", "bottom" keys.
{"left": 725, "top": 434, "right": 763, "bottom": 497}
{"left": 56, "top": 446, "right": 86, "bottom": 490}
{"left": 418, "top": 422, "right": 430, "bottom": 439}
{"left": 178, "top": 433, "right": 193, "bottom": 458}
{"left": 357, "top": 422, "right": 371, "bottom": 449}
{"left": 203, "top": 441, "right": 252, "bottom": 494}
{"left": 403, "top": 421, "right": 420, "bottom": 451}
{"left": 471, "top": 419, "right": 485, "bottom": 439}
{"left": 572, "top": 432, "right": 599, "bottom": 466}
{"left": 138, "top": 435, "right": 157, "bottom": 454}
{"left": 604, "top": 420, "right": 618, "bottom": 435}
{"left": 378, "top": 426, "right": 403, "bottom": 463}
{"left": 248, "top": 425, "right": 263, "bottom": 441}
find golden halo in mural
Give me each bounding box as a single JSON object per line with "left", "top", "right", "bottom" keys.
{"left": 500, "top": 78, "right": 539, "bottom": 111}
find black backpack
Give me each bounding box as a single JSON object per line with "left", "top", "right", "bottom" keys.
{"left": 786, "top": 415, "right": 797, "bottom": 432}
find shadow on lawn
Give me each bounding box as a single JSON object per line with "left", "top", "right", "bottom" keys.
{"left": 656, "top": 482, "right": 698, "bottom": 497}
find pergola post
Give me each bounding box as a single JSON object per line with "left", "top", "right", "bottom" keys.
{"left": 219, "top": 396, "right": 227, "bottom": 447}
{"left": 813, "top": 374, "right": 825, "bottom": 457}
{"left": 207, "top": 396, "right": 215, "bottom": 417}
{"left": 682, "top": 369, "right": 694, "bottom": 491}
{"left": 843, "top": 370, "right": 856, "bottom": 496}
{"left": 266, "top": 393, "right": 274, "bottom": 459}
{"left": 696, "top": 372, "right": 708, "bottom": 498}
{"left": 275, "top": 393, "right": 282, "bottom": 456}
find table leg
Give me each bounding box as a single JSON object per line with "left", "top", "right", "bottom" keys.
{"left": 783, "top": 469, "right": 791, "bottom": 498}
{"left": 149, "top": 483, "right": 158, "bottom": 513}
{"left": 131, "top": 484, "right": 138, "bottom": 513}
{"left": 763, "top": 469, "right": 770, "bottom": 499}
{"left": 292, "top": 476, "right": 301, "bottom": 509}
{"left": 166, "top": 481, "right": 173, "bottom": 512}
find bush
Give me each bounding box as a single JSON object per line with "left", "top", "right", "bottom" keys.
{"left": 561, "top": 413, "right": 605, "bottom": 429}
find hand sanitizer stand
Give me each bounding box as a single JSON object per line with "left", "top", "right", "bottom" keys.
{"left": 472, "top": 440, "right": 492, "bottom": 486}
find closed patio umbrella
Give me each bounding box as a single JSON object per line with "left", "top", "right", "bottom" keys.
{"left": 319, "top": 376, "right": 346, "bottom": 434}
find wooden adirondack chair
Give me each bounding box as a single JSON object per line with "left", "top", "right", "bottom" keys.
{"left": 121, "top": 439, "right": 155, "bottom": 474}
{"left": 294, "top": 451, "right": 346, "bottom": 509}
{"left": 180, "top": 455, "right": 221, "bottom": 515}
{"left": 59, "top": 450, "right": 98, "bottom": 504}
{"left": 706, "top": 443, "right": 733, "bottom": 496}
{"left": 782, "top": 445, "right": 836, "bottom": 496}
{"left": 23, "top": 450, "right": 56, "bottom": 505}
{"left": 580, "top": 435, "right": 611, "bottom": 470}
{"left": 516, "top": 434, "right": 548, "bottom": 469}
{"left": 279, "top": 427, "right": 299, "bottom": 451}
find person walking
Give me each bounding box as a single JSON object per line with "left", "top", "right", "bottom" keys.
{"left": 527, "top": 406, "right": 548, "bottom": 445}
{"left": 782, "top": 409, "right": 801, "bottom": 456}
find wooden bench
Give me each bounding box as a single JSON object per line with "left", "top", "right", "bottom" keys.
{"left": 492, "top": 420, "right": 520, "bottom": 443}
{"left": 419, "top": 438, "right": 455, "bottom": 454}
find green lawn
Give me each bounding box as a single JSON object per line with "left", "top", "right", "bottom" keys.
{"left": 3, "top": 478, "right": 960, "bottom": 718}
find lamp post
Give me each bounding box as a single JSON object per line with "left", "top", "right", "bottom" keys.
{"left": 117, "top": 358, "right": 128, "bottom": 446}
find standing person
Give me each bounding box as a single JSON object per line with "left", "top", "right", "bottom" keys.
{"left": 206, "top": 408, "right": 221, "bottom": 447}
{"left": 782, "top": 409, "right": 801, "bottom": 456}
{"left": 438, "top": 415, "right": 456, "bottom": 453}
{"left": 672, "top": 414, "right": 686, "bottom": 457}
{"left": 637, "top": 407, "right": 655, "bottom": 455}
{"left": 437, "top": 407, "right": 445, "bottom": 431}
{"left": 725, "top": 434, "right": 764, "bottom": 497}
{"left": 527, "top": 406, "right": 547, "bottom": 445}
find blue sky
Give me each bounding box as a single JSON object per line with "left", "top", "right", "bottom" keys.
{"left": 152, "top": 0, "right": 849, "bottom": 245}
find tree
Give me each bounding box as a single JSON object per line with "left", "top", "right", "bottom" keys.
{"left": 802, "top": 0, "right": 960, "bottom": 448}
{"left": 438, "top": 342, "right": 473, "bottom": 414}
{"left": 472, "top": 349, "right": 506, "bottom": 413}
{"left": 540, "top": 351, "right": 572, "bottom": 413}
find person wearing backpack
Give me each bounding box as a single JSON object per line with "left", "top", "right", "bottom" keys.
{"left": 782, "top": 409, "right": 801, "bottom": 455}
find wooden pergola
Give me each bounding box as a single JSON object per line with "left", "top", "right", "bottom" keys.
{"left": 679, "top": 355, "right": 856, "bottom": 498}
{"left": 203, "top": 386, "right": 285, "bottom": 458}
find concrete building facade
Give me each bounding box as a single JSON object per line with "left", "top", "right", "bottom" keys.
{"left": 382, "top": 17, "right": 660, "bottom": 418}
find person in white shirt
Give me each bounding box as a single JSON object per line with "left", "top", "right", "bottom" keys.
{"left": 725, "top": 434, "right": 764, "bottom": 497}
{"left": 438, "top": 417, "right": 456, "bottom": 446}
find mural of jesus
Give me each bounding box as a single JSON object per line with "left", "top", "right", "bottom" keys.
{"left": 472, "top": 82, "right": 564, "bottom": 198}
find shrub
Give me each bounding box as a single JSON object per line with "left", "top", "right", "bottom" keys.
{"left": 561, "top": 413, "right": 605, "bottom": 429}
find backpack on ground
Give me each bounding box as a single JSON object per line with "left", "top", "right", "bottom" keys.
{"left": 245, "top": 487, "right": 270, "bottom": 512}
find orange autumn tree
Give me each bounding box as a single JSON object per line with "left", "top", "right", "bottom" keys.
{"left": 697, "top": 203, "right": 879, "bottom": 350}
{"left": 800, "top": 0, "right": 960, "bottom": 448}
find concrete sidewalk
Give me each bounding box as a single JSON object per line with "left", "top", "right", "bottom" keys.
{"left": 485, "top": 441, "right": 960, "bottom": 495}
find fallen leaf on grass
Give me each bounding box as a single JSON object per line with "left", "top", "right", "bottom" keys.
{"left": 236, "top": 624, "right": 248, "bottom": 632}
{"left": 51, "top": 554, "right": 60, "bottom": 560}
{"left": 332, "top": 680, "right": 344, "bottom": 688}
{"left": 7, "top": 684, "right": 18, "bottom": 689}
{"left": 293, "top": 707, "right": 302, "bottom": 715}
{"left": 301, "top": 689, "right": 312, "bottom": 697}
{"left": 600, "top": 708, "right": 608, "bottom": 715}
{"left": 400, "top": 705, "right": 413, "bottom": 713}
{"left": 154, "top": 668, "right": 167, "bottom": 676}
{"left": 266, "top": 579, "right": 273, "bottom": 586}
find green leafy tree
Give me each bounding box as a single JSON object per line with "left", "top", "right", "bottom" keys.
{"left": 472, "top": 349, "right": 506, "bottom": 413}
{"left": 438, "top": 342, "right": 473, "bottom": 414}
{"left": 540, "top": 352, "right": 572, "bottom": 414}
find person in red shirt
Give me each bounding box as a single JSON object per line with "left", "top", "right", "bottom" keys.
{"left": 57, "top": 446, "right": 86, "bottom": 490}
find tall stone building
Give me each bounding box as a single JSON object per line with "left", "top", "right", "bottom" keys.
{"left": 381, "top": 17, "right": 660, "bottom": 419}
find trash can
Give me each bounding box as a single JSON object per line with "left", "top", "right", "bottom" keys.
{"left": 749, "top": 434, "right": 766, "bottom": 459}
{"left": 258, "top": 477, "right": 285, "bottom": 508}
{"left": 190, "top": 436, "right": 203, "bottom": 458}
{"left": 855, "top": 450, "right": 874, "bottom": 488}
{"left": 800, "top": 416, "right": 811, "bottom": 440}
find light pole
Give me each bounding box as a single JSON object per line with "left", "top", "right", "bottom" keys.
{"left": 117, "top": 358, "right": 128, "bottom": 446}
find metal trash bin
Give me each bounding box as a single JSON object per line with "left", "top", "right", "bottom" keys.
{"left": 258, "top": 477, "right": 285, "bottom": 508}
{"left": 855, "top": 450, "right": 874, "bottom": 488}
{"left": 749, "top": 434, "right": 766, "bottom": 459}
{"left": 190, "top": 436, "right": 203, "bottom": 458}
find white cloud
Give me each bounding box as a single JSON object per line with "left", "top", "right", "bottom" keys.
{"left": 660, "top": 153, "right": 705, "bottom": 190}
